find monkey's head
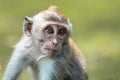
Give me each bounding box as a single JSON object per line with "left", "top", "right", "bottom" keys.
{"left": 23, "top": 6, "right": 72, "bottom": 57}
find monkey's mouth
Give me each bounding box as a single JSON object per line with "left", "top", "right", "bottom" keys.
{"left": 45, "top": 48, "right": 58, "bottom": 52}
{"left": 44, "top": 48, "right": 58, "bottom": 57}
{"left": 45, "top": 48, "right": 57, "bottom": 51}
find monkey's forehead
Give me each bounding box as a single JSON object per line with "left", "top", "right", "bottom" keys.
{"left": 40, "top": 21, "right": 69, "bottom": 29}
{"left": 33, "top": 10, "right": 67, "bottom": 24}
{"left": 32, "top": 11, "right": 72, "bottom": 33}
{"left": 33, "top": 20, "right": 72, "bottom": 34}
{"left": 36, "top": 7, "right": 67, "bottom": 21}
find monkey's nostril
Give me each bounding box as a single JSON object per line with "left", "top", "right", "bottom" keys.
{"left": 52, "top": 39, "right": 58, "bottom": 46}
{"left": 39, "top": 39, "right": 44, "bottom": 42}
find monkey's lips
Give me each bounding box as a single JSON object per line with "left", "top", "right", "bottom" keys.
{"left": 45, "top": 48, "right": 58, "bottom": 52}
{"left": 45, "top": 48, "right": 58, "bottom": 53}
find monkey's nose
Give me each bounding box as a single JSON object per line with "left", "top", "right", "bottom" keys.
{"left": 52, "top": 39, "right": 58, "bottom": 46}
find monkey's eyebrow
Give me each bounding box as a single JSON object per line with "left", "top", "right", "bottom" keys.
{"left": 41, "top": 22, "right": 67, "bottom": 28}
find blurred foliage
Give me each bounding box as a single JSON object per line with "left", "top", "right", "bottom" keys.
{"left": 0, "top": 0, "right": 120, "bottom": 80}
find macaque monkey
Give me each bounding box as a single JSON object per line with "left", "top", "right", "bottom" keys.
{"left": 3, "top": 6, "right": 88, "bottom": 80}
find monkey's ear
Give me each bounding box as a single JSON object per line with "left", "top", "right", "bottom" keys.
{"left": 23, "top": 16, "right": 33, "bottom": 36}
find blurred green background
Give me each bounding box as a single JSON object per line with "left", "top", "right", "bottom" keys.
{"left": 0, "top": 0, "right": 120, "bottom": 80}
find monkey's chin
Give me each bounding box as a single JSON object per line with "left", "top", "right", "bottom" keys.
{"left": 44, "top": 48, "right": 58, "bottom": 57}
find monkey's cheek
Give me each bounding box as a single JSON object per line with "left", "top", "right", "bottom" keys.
{"left": 41, "top": 48, "right": 52, "bottom": 54}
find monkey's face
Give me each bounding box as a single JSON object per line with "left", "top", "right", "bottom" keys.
{"left": 32, "top": 23, "right": 69, "bottom": 57}
{"left": 23, "top": 8, "right": 72, "bottom": 57}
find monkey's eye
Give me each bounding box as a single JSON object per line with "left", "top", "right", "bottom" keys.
{"left": 58, "top": 29, "right": 66, "bottom": 36}
{"left": 45, "top": 27, "right": 54, "bottom": 34}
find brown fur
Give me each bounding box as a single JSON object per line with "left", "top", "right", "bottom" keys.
{"left": 48, "top": 6, "right": 67, "bottom": 20}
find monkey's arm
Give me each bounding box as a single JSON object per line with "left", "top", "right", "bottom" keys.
{"left": 3, "top": 49, "right": 31, "bottom": 80}
{"left": 66, "top": 38, "right": 88, "bottom": 80}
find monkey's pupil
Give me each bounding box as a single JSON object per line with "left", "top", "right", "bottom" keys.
{"left": 45, "top": 26, "right": 53, "bottom": 34}
{"left": 59, "top": 29, "right": 65, "bottom": 35}
{"left": 46, "top": 28, "right": 53, "bottom": 34}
